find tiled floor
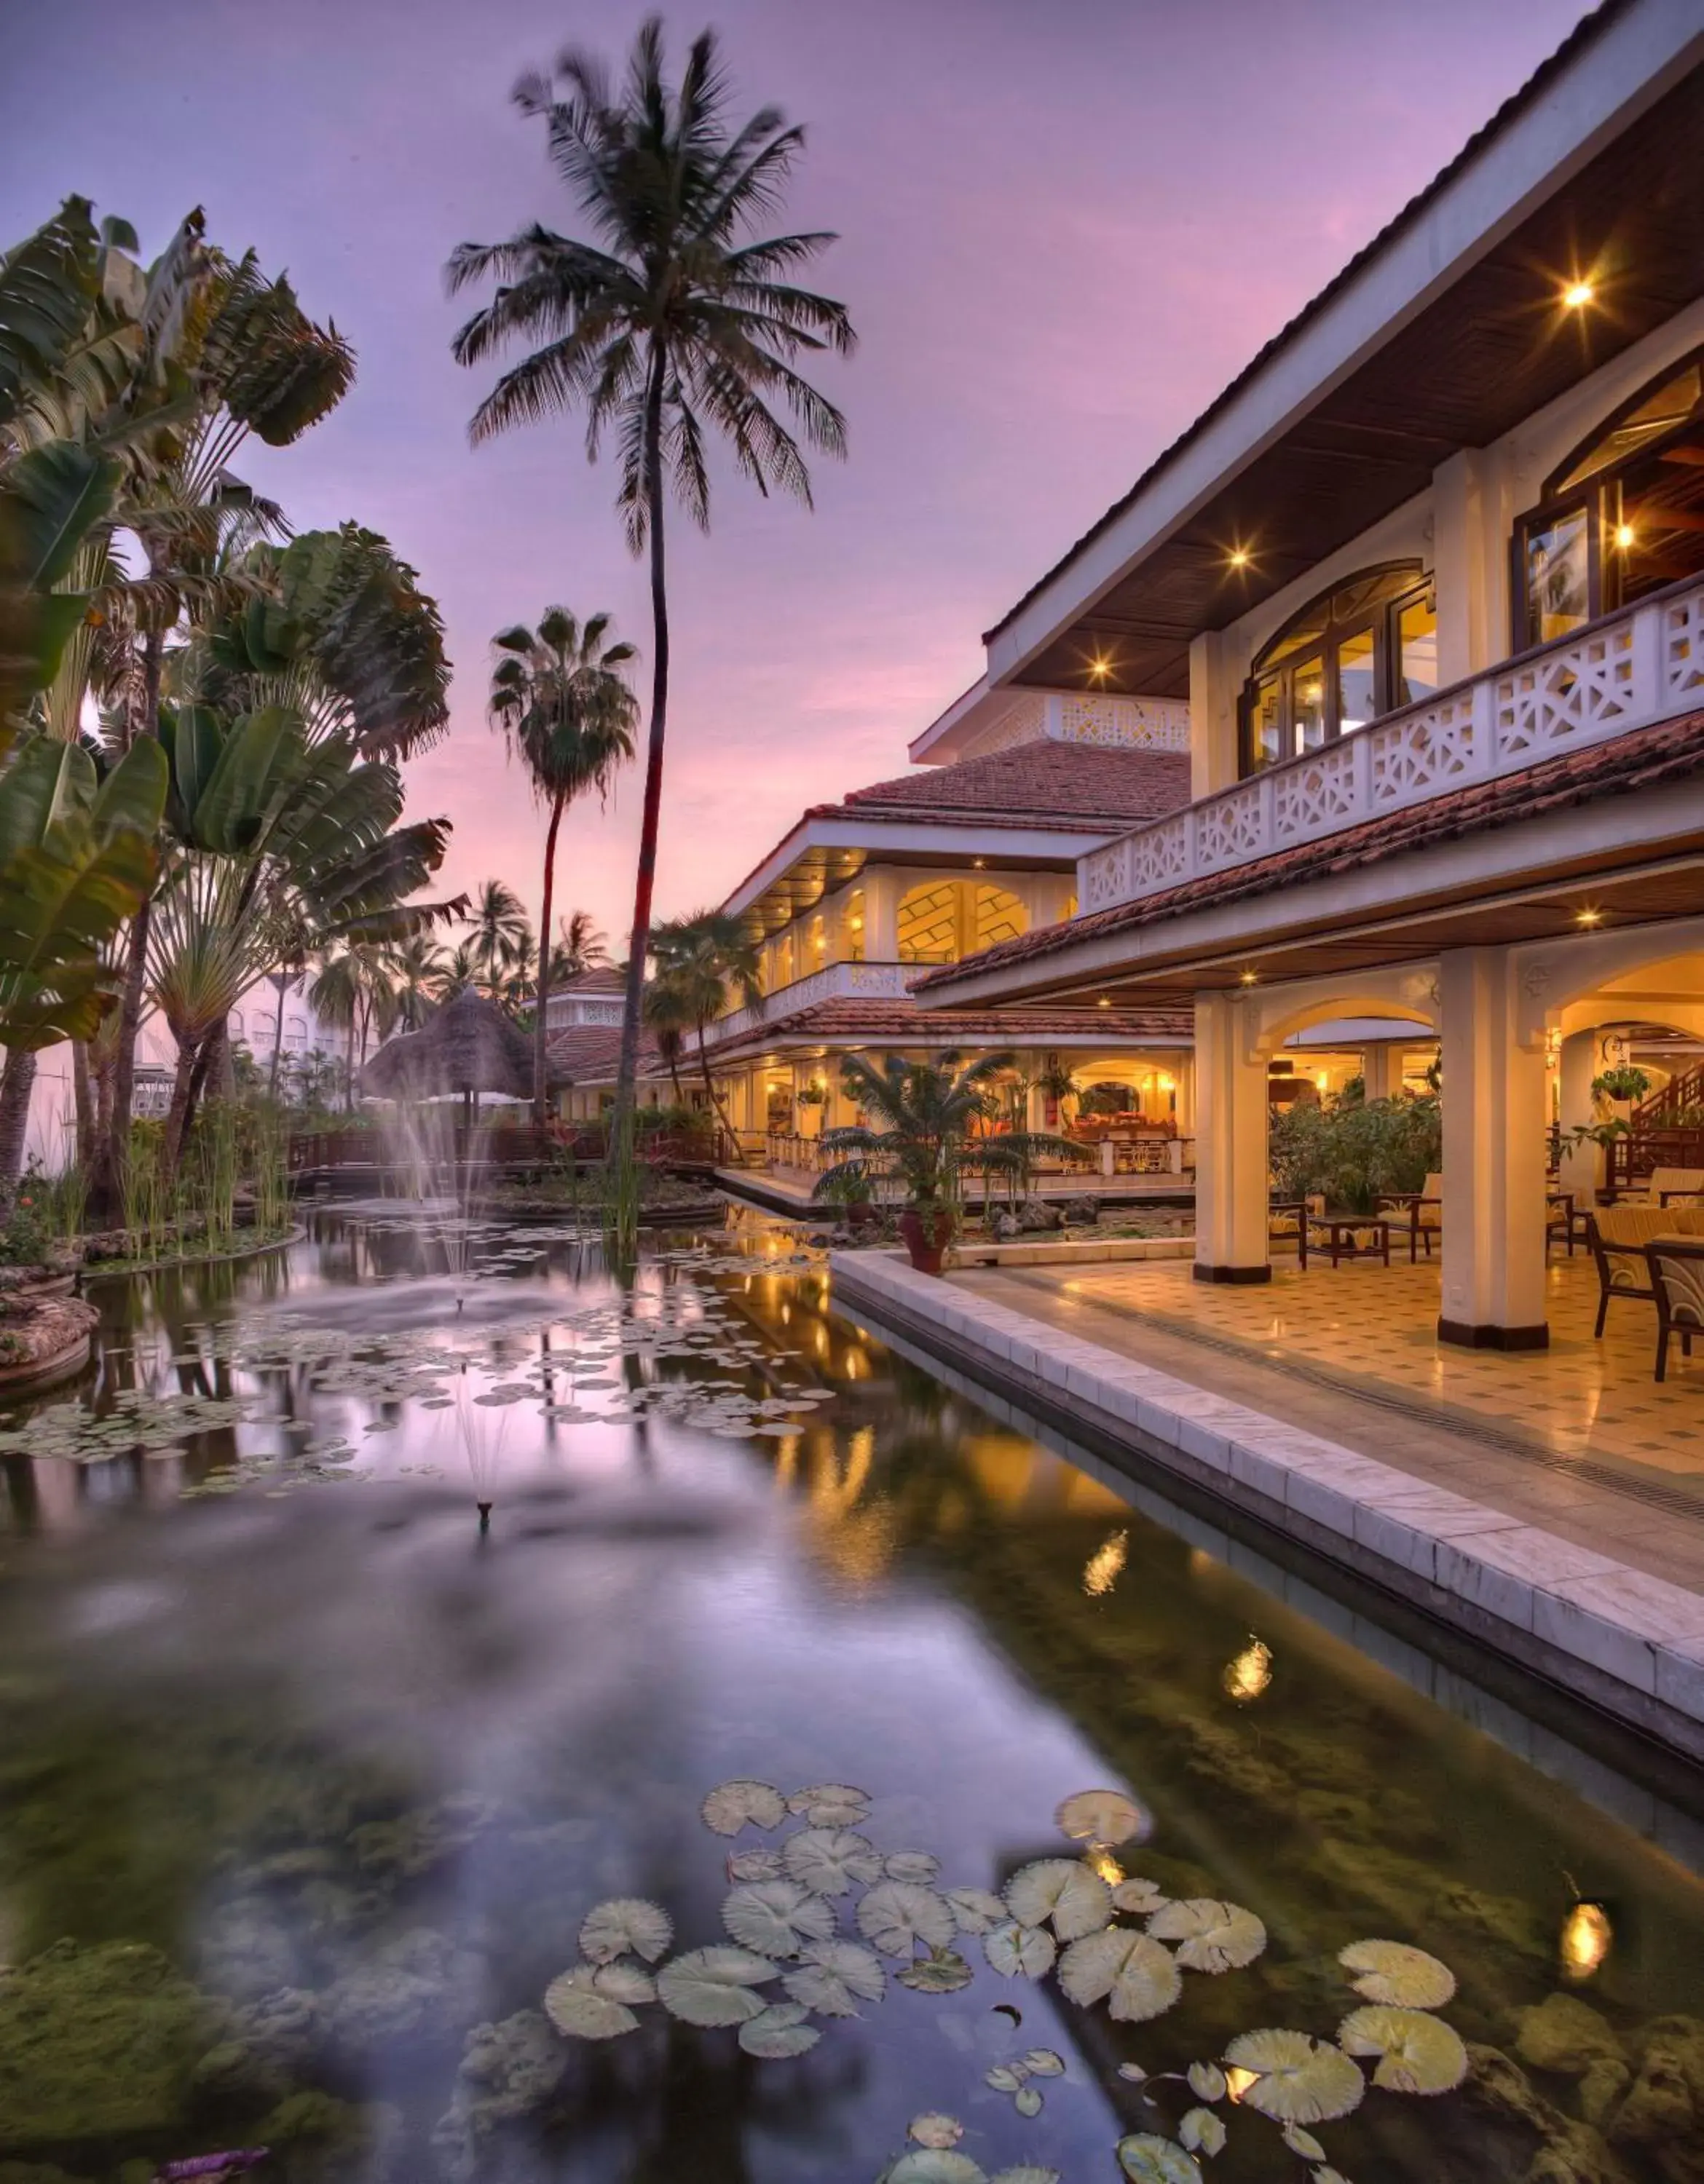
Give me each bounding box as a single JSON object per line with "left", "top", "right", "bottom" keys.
{"left": 952, "top": 1250, "right": 1704, "bottom": 1594}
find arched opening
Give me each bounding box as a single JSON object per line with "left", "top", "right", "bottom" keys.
{"left": 896, "top": 879, "right": 1027, "bottom": 965}
{"left": 1239, "top": 563, "right": 1436, "bottom": 775}
{"left": 1513, "top": 345, "right": 1704, "bottom": 646}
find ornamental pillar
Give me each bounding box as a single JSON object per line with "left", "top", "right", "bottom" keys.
{"left": 1555, "top": 1029, "right": 1601, "bottom": 1207}
{"left": 1192, "top": 992, "right": 1271, "bottom": 1283}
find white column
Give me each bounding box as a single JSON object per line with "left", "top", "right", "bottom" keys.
{"left": 1192, "top": 992, "right": 1271, "bottom": 1283}
{"left": 1555, "top": 1029, "right": 1601, "bottom": 1206}
{"left": 863, "top": 868, "right": 899, "bottom": 961}
{"left": 1188, "top": 629, "right": 1239, "bottom": 800}
{"left": 1363, "top": 1042, "right": 1407, "bottom": 1102}
{"left": 1437, "top": 947, "right": 1549, "bottom": 1349}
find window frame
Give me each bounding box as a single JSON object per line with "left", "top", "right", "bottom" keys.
{"left": 1237, "top": 561, "right": 1435, "bottom": 777}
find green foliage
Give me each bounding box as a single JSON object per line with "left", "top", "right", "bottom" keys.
{"left": 1592, "top": 1064, "right": 1651, "bottom": 1104}
{"left": 1080, "top": 1080, "right": 1136, "bottom": 1116}
{"left": 1269, "top": 1091, "right": 1442, "bottom": 1214}
{"left": 0, "top": 1184, "right": 52, "bottom": 1265}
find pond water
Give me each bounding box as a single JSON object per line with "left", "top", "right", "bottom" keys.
{"left": 1, "top": 1207, "right": 1702, "bottom": 2184}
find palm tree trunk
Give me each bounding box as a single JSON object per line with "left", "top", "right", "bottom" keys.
{"left": 694, "top": 1018, "right": 738, "bottom": 1147}
{"left": 614, "top": 346, "right": 669, "bottom": 1143}
{"left": 90, "top": 626, "right": 164, "bottom": 1222}
{"left": 534, "top": 791, "right": 565, "bottom": 1126}
{"left": 160, "top": 1038, "right": 198, "bottom": 1186}
{"left": 269, "top": 976, "right": 288, "bottom": 1097}
{"left": 71, "top": 1040, "right": 94, "bottom": 1167}
{"left": 0, "top": 1050, "right": 39, "bottom": 1219}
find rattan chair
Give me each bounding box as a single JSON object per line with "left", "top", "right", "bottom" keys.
{"left": 1643, "top": 1237, "right": 1704, "bottom": 1381}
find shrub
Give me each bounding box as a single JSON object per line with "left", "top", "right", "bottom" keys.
{"left": 1269, "top": 1091, "right": 1441, "bottom": 1214}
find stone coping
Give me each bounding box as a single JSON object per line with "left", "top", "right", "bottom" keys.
{"left": 829, "top": 1250, "right": 1704, "bottom": 1762}
{"left": 946, "top": 1236, "right": 1193, "bottom": 1270}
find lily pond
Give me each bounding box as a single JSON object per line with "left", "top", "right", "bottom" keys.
{"left": 1, "top": 1208, "right": 1703, "bottom": 2184}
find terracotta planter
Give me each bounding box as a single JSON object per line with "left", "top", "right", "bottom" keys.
{"left": 899, "top": 1205, "right": 954, "bottom": 1275}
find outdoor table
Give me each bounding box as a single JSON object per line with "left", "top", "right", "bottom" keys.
{"left": 1306, "top": 1211, "right": 1392, "bottom": 1267}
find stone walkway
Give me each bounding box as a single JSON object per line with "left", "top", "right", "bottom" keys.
{"left": 952, "top": 1254, "right": 1704, "bottom": 1594}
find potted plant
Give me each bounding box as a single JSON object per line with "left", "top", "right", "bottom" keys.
{"left": 795, "top": 1080, "right": 828, "bottom": 1139}
{"left": 1593, "top": 1063, "right": 1651, "bottom": 1115}
{"left": 813, "top": 1051, "right": 1086, "bottom": 1274}
{"left": 814, "top": 1160, "right": 875, "bottom": 1230}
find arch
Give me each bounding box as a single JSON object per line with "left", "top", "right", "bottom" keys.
{"left": 1240, "top": 561, "right": 1435, "bottom": 775}
{"left": 1247, "top": 973, "right": 1439, "bottom": 1057}
{"left": 897, "top": 878, "right": 1029, "bottom": 965}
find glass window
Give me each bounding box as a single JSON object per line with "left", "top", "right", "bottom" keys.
{"left": 1248, "top": 673, "right": 1282, "bottom": 769}
{"left": 1524, "top": 506, "right": 1591, "bottom": 644}
{"left": 1290, "top": 655, "right": 1328, "bottom": 752}
{"left": 1396, "top": 594, "right": 1438, "bottom": 705}
{"left": 1336, "top": 627, "right": 1377, "bottom": 734}
{"left": 1552, "top": 357, "right": 1704, "bottom": 494}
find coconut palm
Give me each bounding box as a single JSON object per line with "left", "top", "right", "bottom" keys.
{"left": 441, "top": 938, "right": 482, "bottom": 998}
{"left": 548, "top": 908, "right": 609, "bottom": 986}
{"left": 647, "top": 910, "right": 762, "bottom": 1140}
{"left": 387, "top": 931, "right": 451, "bottom": 1031}
{"left": 465, "top": 879, "right": 532, "bottom": 1002}
{"left": 488, "top": 606, "right": 638, "bottom": 1119}
{"left": 309, "top": 940, "right": 401, "bottom": 1109}
{"left": 447, "top": 17, "right": 854, "bottom": 1151}
{"left": 641, "top": 976, "right": 693, "bottom": 1105}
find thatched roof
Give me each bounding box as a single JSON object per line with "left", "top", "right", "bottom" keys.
{"left": 360, "top": 989, "right": 555, "bottom": 1100}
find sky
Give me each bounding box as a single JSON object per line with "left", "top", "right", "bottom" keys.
{"left": 1, "top": 0, "right": 1587, "bottom": 957}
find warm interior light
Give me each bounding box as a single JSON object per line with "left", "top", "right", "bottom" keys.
{"left": 1097, "top": 996, "right": 1111, "bottom": 1009}
{"left": 1223, "top": 1636, "right": 1273, "bottom": 1704}
{"left": 1562, "top": 280, "right": 1595, "bottom": 309}
{"left": 1088, "top": 652, "right": 1114, "bottom": 683}
{"left": 1228, "top": 547, "right": 1250, "bottom": 570}
{"left": 850, "top": 916, "right": 863, "bottom": 930}
{"left": 1225, "top": 2067, "right": 1260, "bottom": 2104}
{"left": 1239, "top": 969, "right": 1258, "bottom": 986}
{"left": 973, "top": 858, "right": 986, "bottom": 869}
{"left": 1560, "top": 1900, "right": 1612, "bottom": 1982}
{"left": 1614, "top": 522, "right": 1635, "bottom": 550}
{"left": 1576, "top": 907, "right": 1602, "bottom": 927}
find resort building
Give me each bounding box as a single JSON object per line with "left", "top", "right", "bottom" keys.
{"left": 545, "top": 969, "right": 631, "bottom": 1123}
{"left": 911, "top": 0, "right": 1704, "bottom": 1348}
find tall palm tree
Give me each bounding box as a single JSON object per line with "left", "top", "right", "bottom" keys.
{"left": 441, "top": 938, "right": 482, "bottom": 998}
{"left": 647, "top": 909, "right": 763, "bottom": 1140}
{"left": 465, "top": 879, "right": 532, "bottom": 1002}
{"left": 448, "top": 18, "right": 854, "bottom": 1153}
{"left": 309, "top": 940, "right": 400, "bottom": 1112}
{"left": 488, "top": 607, "right": 638, "bottom": 1120}
{"left": 641, "top": 976, "right": 693, "bottom": 1106}
{"left": 548, "top": 907, "right": 610, "bottom": 986}
{"left": 387, "top": 931, "right": 450, "bottom": 1030}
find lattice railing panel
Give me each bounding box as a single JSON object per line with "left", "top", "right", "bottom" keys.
{"left": 1367, "top": 692, "right": 1478, "bottom": 806}
{"left": 1272, "top": 740, "right": 1360, "bottom": 844}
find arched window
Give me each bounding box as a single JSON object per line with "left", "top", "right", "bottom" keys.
{"left": 1514, "top": 347, "right": 1704, "bottom": 648}
{"left": 897, "top": 879, "right": 1029, "bottom": 964}
{"left": 1239, "top": 563, "right": 1435, "bottom": 775}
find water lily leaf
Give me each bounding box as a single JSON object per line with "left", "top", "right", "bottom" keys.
{"left": 701, "top": 1779, "right": 786, "bottom": 1836}
{"left": 580, "top": 1896, "right": 674, "bottom": 1966}
{"left": 723, "top": 1879, "right": 837, "bottom": 1958}
{"left": 1116, "top": 2135, "right": 1202, "bottom": 2183}
{"left": 1336, "top": 1940, "right": 1456, "bottom": 2010}
{"left": 1057, "top": 1929, "right": 1182, "bottom": 2022}
{"left": 984, "top": 1920, "right": 1057, "bottom": 1979}
{"left": 1118, "top": 2061, "right": 1149, "bottom": 2084}
{"left": 1180, "top": 2108, "right": 1226, "bottom": 2156}
{"left": 987, "top": 2169, "right": 1061, "bottom": 2184}
{"left": 898, "top": 1947, "right": 973, "bottom": 1993}
{"left": 986, "top": 2064, "right": 1027, "bottom": 2092}
{"left": 1337, "top": 2006, "right": 1467, "bottom": 2094}
{"left": 887, "top": 1850, "right": 942, "bottom": 1884}
{"left": 1021, "top": 2049, "right": 1065, "bottom": 2077}
{"left": 1146, "top": 1899, "right": 1267, "bottom": 1974}
{"left": 592, "top": 1961, "right": 657, "bottom": 2005}
{"left": 1281, "top": 2124, "right": 1326, "bottom": 2161}
{"left": 946, "top": 1887, "right": 1008, "bottom": 1935}
{"left": 544, "top": 1966, "right": 639, "bottom": 2040}
{"left": 857, "top": 1880, "right": 957, "bottom": 1958}
{"left": 656, "top": 1944, "right": 779, "bottom": 2026}
{"left": 888, "top": 2156, "right": 985, "bottom": 2184}
{"left": 1003, "top": 1859, "right": 1113, "bottom": 1942}
{"left": 1014, "top": 2086, "right": 1044, "bottom": 2118}
{"left": 1188, "top": 2062, "right": 1227, "bottom": 2102}
{"left": 910, "top": 2113, "right": 964, "bottom": 2148}
{"left": 787, "top": 1781, "right": 872, "bottom": 1827}
{"left": 729, "top": 1849, "right": 784, "bottom": 1883}
{"left": 786, "top": 1935, "right": 885, "bottom": 2013}
{"left": 1113, "top": 1879, "right": 1169, "bottom": 1915}
{"left": 784, "top": 1826, "right": 885, "bottom": 1895}
{"left": 1223, "top": 2030, "right": 1365, "bottom": 2124}
{"left": 1055, "top": 1789, "right": 1150, "bottom": 1845}
{"left": 1312, "top": 2169, "right": 1354, "bottom": 2184}
{"left": 738, "top": 2000, "right": 821, "bottom": 2058}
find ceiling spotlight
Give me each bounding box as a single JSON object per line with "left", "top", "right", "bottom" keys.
{"left": 1097, "top": 996, "right": 1111, "bottom": 1009}
{"left": 1562, "top": 279, "right": 1595, "bottom": 310}
{"left": 1576, "top": 906, "right": 1602, "bottom": 927}
{"left": 1614, "top": 522, "right": 1635, "bottom": 550}
{"left": 972, "top": 858, "right": 986, "bottom": 869}
{"left": 1228, "top": 547, "right": 1251, "bottom": 571}
{"left": 1239, "top": 968, "right": 1258, "bottom": 986}
{"left": 1087, "top": 652, "right": 1114, "bottom": 684}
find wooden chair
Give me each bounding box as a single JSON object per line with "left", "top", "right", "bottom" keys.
{"left": 1617, "top": 1165, "right": 1704, "bottom": 1208}
{"left": 1268, "top": 1195, "right": 1322, "bottom": 1268}
{"left": 1585, "top": 1205, "right": 1704, "bottom": 1337}
{"left": 1378, "top": 1171, "right": 1443, "bottom": 1261}
{"left": 1643, "top": 1238, "right": 1704, "bottom": 1381}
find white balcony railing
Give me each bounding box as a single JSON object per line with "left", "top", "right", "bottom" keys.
{"left": 700, "top": 960, "right": 923, "bottom": 1050}
{"left": 1078, "top": 576, "right": 1704, "bottom": 917}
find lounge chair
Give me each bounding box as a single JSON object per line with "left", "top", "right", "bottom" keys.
{"left": 1586, "top": 1204, "right": 1704, "bottom": 1338}
{"left": 1614, "top": 1165, "right": 1704, "bottom": 1208}
{"left": 1378, "top": 1172, "right": 1443, "bottom": 1261}
{"left": 1644, "top": 1237, "right": 1704, "bottom": 1381}
{"left": 1269, "top": 1195, "right": 1322, "bottom": 1267}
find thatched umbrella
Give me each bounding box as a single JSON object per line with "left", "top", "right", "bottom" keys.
{"left": 360, "top": 989, "right": 554, "bottom": 1119}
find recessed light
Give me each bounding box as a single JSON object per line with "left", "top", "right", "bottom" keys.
{"left": 1228, "top": 547, "right": 1250, "bottom": 570}
{"left": 1614, "top": 523, "right": 1634, "bottom": 550}
{"left": 1097, "top": 996, "right": 1111, "bottom": 1009}
{"left": 1576, "top": 906, "right": 1602, "bottom": 927}
{"left": 1562, "top": 279, "right": 1595, "bottom": 310}
{"left": 1239, "top": 969, "right": 1258, "bottom": 986}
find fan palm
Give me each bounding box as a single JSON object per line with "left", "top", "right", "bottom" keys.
{"left": 647, "top": 909, "right": 762, "bottom": 1139}
{"left": 489, "top": 606, "right": 637, "bottom": 1118}
{"left": 448, "top": 17, "right": 854, "bottom": 1148}
{"left": 465, "top": 879, "right": 532, "bottom": 1002}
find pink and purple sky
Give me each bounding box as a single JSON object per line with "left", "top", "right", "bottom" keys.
{"left": 5, "top": 0, "right": 1584, "bottom": 951}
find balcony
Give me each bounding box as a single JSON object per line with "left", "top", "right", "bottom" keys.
{"left": 700, "top": 960, "right": 924, "bottom": 1050}
{"left": 1078, "top": 576, "right": 1704, "bottom": 916}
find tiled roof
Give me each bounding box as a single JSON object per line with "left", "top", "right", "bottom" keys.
{"left": 700, "top": 996, "right": 1191, "bottom": 1061}
{"left": 545, "top": 1024, "right": 655, "bottom": 1081}
{"left": 813, "top": 742, "right": 1191, "bottom": 829}
{"left": 553, "top": 967, "right": 625, "bottom": 994}
{"left": 918, "top": 708, "right": 1704, "bottom": 993}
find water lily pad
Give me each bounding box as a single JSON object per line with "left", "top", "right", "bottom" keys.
{"left": 1337, "top": 2006, "right": 1467, "bottom": 2094}
{"left": 738, "top": 2000, "right": 821, "bottom": 2057}
{"left": 898, "top": 1947, "right": 973, "bottom": 1993}
{"left": 788, "top": 1781, "right": 871, "bottom": 1827}
{"left": 1021, "top": 2049, "right": 1065, "bottom": 2077}
{"left": 1055, "top": 1789, "right": 1149, "bottom": 1845}
{"left": 986, "top": 2065, "right": 1027, "bottom": 2092}
{"left": 783, "top": 1937, "right": 886, "bottom": 2017}
{"left": 701, "top": 1779, "right": 786, "bottom": 1836}
{"left": 544, "top": 1966, "right": 640, "bottom": 2040}
{"left": 1118, "top": 2062, "right": 1149, "bottom": 2084}
{"left": 1281, "top": 2124, "right": 1327, "bottom": 2160}
{"left": 1113, "top": 1878, "right": 1168, "bottom": 1915}
{"left": 591, "top": 1961, "right": 657, "bottom": 2005}
{"left": 1188, "top": 2061, "right": 1226, "bottom": 2102}
{"left": 1057, "top": 1928, "right": 1182, "bottom": 2022}
{"left": 888, "top": 2156, "right": 985, "bottom": 2184}
{"left": 1003, "top": 1859, "right": 1114, "bottom": 1941}
{"left": 857, "top": 1880, "right": 957, "bottom": 1958}
{"left": 944, "top": 1886, "right": 1008, "bottom": 1935}
{"left": 1179, "top": 2108, "right": 1226, "bottom": 2156}
{"left": 729, "top": 1849, "right": 785, "bottom": 1883}
{"left": 887, "top": 1850, "right": 943, "bottom": 1885}
{"left": 656, "top": 1944, "right": 778, "bottom": 2026}
{"left": 1116, "top": 2135, "right": 1202, "bottom": 2183}
{"left": 910, "top": 2113, "right": 964, "bottom": 2148}
{"left": 1336, "top": 1940, "right": 1456, "bottom": 2010}
{"left": 784, "top": 1826, "right": 885, "bottom": 1895}
{"left": 987, "top": 2169, "right": 1061, "bottom": 2184}
{"left": 1223, "top": 2030, "right": 1366, "bottom": 2124}
{"left": 985, "top": 1920, "right": 1057, "bottom": 1979}
{"left": 723, "top": 1879, "right": 837, "bottom": 1958}
{"left": 580, "top": 1896, "right": 674, "bottom": 1966}
{"left": 1147, "top": 1899, "right": 1267, "bottom": 1974}
{"left": 1014, "top": 2086, "right": 1044, "bottom": 2118}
